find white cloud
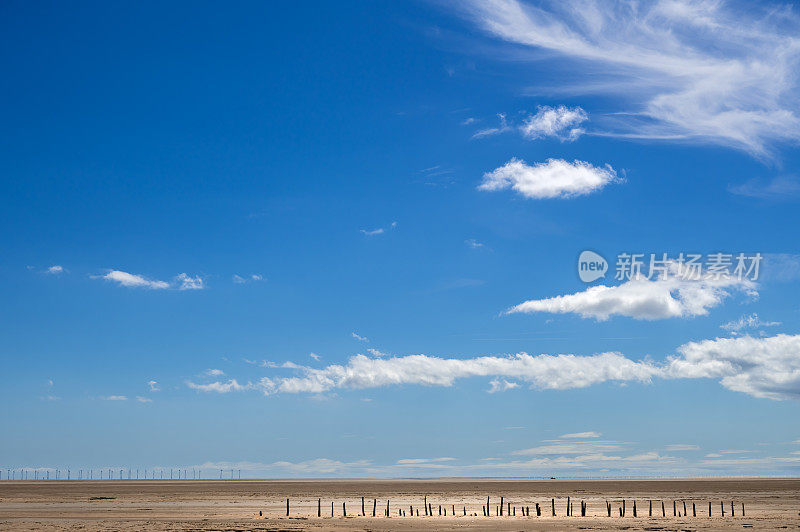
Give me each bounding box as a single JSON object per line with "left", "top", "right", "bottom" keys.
{"left": 728, "top": 176, "right": 800, "bottom": 200}
{"left": 514, "top": 440, "right": 626, "bottom": 455}
{"left": 479, "top": 158, "right": 618, "bottom": 199}
{"left": 665, "top": 334, "right": 800, "bottom": 400}
{"left": 507, "top": 269, "right": 756, "bottom": 321}
{"left": 233, "top": 273, "right": 264, "bottom": 284}
{"left": 665, "top": 444, "right": 700, "bottom": 451}
{"left": 721, "top": 313, "right": 781, "bottom": 332}
{"left": 488, "top": 378, "right": 519, "bottom": 393}
{"left": 366, "top": 348, "right": 389, "bottom": 358}
{"left": 464, "top": 0, "right": 800, "bottom": 156}
{"left": 461, "top": 117, "right": 477, "bottom": 125}
{"left": 99, "top": 270, "right": 170, "bottom": 290}
{"left": 102, "top": 395, "right": 128, "bottom": 401}
{"left": 186, "top": 333, "right": 800, "bottom": 402}
{"left": 205, "top": 369, "right": 225, "bottom": 377}
{"left": 561, "top": 431, "right": 601, "bottom": 439}
{"left": 465, "top": 238, "right": 485, "bottom": 249}
{"left": 360, "top": 228, "right": 384, "bottom": 236}
{"left": 351, "top": 332, "right": 369, "bottom": 342}
{"left": 147, "top": 380, "right": 160, "bottom": 392}
{"left": 135, "top": 396, "right": 152, "bottom": 403}
{"left": 187, "top": 379, "right": 250, "bottom": 393}
{"left": 472, "top": 113, "right": 512, "bottom": 138}
{"left": 520, "top": 105, "right": 588, "bottom": 141}
{"left": 189, "top": 351, "right": 658, "bottom": 397}
{"left": 175, "top": 273, "right": 204, "bottom": 290}
{"left": 309, "top": 352, "right": 320, "bottom": 361}
{"left": 45, "top": 265, "right": 65, "bottom": 275}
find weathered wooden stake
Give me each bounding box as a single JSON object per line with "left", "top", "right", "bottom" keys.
{"left": 552, "top": 498, "right": 556, "bottom": 516}
{"left": 633, "top": 500, "right": 637, "bottom": 517}
{"left": 331, "top": 501, "right": 334, "bottom": 517}
{"left": 721, "top": 500, "right": 725, "bottom": 516}
{"left": 318, "top": 498, "right": 321, "bottom": 517}
{"left": 536, "top": 502, "right": 541, "bottom": 516}
{"left": 500, "top": 496, "right": 504, "bottom": 516}
{"left": 693, "top": 502, "right": 696, "bottom": 517}
{"left": 362, "top": 496, "right": 365, "bottom": 516}
{"left": 286, "top": 498, "right": 289, "bottom": 517}
{"left": 709, "top": 501, "right": 711, "bottom": 516}
{"left": 673, "top": 500, "right": 676, "bottom": 516}
{"left": 438, "top": 504, "right": 441, "bottom": 516}
{"left": 424, "top": 496, "right": 427, "bottom": 516}
{"left": 373, "top": 499, "right": 376, "bottom": 517}
{"left": 482, "top": 505, "right": 486, "bottom": 516}
{"left": 731, "top": 501, "right": 734, "bottom": 517}
{"left": 452, "top": 504, "right": 455, "bottom": 515}
{"left": 386, "top": 499, "right": 389, "bottom": 517}
{"left": 607, "top": 500, "right": 611, "bottom": 517}
{"left": 742, "top": 503, "right": 745, "bottom": 516}
{"left": 649, "top": 499, "right": 652, "bottom": 517}
{"left": 662, "top": 501, "right": 665, "bottom": 517}
{"left": 683, "top": 501, "right": 687, "bottom": 516}
{"left": 463, "top": 506, "right": 466, "bottom": 516}
{"left": 623, "top": 499, "right": 626, "bottom": 517}
{"left": 567, "top": 496, "right": 570, "bottom": 516}
{"left": 343, "top": 502, "right": 346, "bottom": 517}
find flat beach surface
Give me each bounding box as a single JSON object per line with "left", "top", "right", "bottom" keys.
{"left": 1, "top": 478, "right": 798, "bottom": 530}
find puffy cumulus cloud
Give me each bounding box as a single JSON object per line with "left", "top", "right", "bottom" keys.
{"left": 479, "top": 158, "right": 618, "bottom": 199}
{"left": 463, "top": 0, "right": 800, "bottom": 157}
{"left": 665, "top": 334, "right": 800, "bottom": 400}
{"left": 488, "top": 378, "right": 519, "bottom": 393}
{"left": 520, "top": 105, "right": 588, "bottom": 141}
{"left": 507, "top": 271, "right": 756, "bottom": 321}
{"left": 99, "top": 270, "right": 170, "bottom": 290}
{"left": 45, "top": 265, "right": 65, "bottom": 275}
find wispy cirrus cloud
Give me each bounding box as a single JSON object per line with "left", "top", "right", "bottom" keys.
{"left": 721, "top": 313, "right": 781, "bottom": 333}
{"left": 462, "top": 0, "right": 800, "bottom": 156}
{"left": 479, "top": 158, "right": 619, "bottom": 199}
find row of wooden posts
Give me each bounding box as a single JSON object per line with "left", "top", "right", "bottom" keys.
{"left": 279, "top": 496, "right": 744, "bottom": 518}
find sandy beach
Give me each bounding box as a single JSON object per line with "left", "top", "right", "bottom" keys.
{"left": 1, "top": 478, "right": 798, "bottom": 530}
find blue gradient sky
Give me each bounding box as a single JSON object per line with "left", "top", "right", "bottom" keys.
{"left": 2, "top": 0, "right": 800, "bottom": 478}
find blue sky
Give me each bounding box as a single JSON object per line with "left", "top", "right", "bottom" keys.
{"left": 2, "top": 0, "right": 800, "bottom": 478}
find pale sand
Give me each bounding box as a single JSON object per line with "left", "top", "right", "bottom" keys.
{"left": 1, "top": 478, "right": 799, "bottom": 530}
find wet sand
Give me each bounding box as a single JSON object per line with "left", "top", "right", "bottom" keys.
{"left": 1, "top": 478, "right": 798, "bottom": 530}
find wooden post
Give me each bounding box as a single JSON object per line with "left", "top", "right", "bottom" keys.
{"left": 607, "top": 500, "right": 611, "bottom": 517}
{"left": 683, "top": 501, "right": 687, "bottom": 516}
{"left": 731, "top": 501, "right": 734, "bottom": 517}
{"left": 386, "top": 499, "right": 389, "bottom": 517}
{"left": 567, "top": 496, "right": 570, "bottom": 516}
{"left": 318, "top": 498, "right": 321, "bottom": 517}
{"left": 537, "top": 502, "right": 541, "bottom": 516}
{"left": 673, "top": 500, "right": 676, "bottom": 516}
{"left": 623, "top": 500, "right": 626, "bottom": 517}
{"left": 410, "top": 505, "right": 413, "bottom": 516}
{"left": 693, "top": 502, "right": 696, "bottom": 517}
{"left": 486, "top": 497, "right": 490, "bottom": 516}
{"left": 482, "top": 505, "right": 486, "bottom": 517}
{"left": 362, "top": 497, "right": 365, "bottom": 516}
{"left": 649, "top": 500, "right": 652, "bottom": 517}
{"left": 662, "top": 501, "right": 665, "bottom": 517}
{"left": 343, "top": 502, "right": 346, "bottom": 517}
{"left": 286, "top": 498, "right": 289, "bottom": 517}
{"left": 709, "top": 501, "right": 711, "bottom": 516}
{"left": 633, "top": 500, "right": 637, "bottom": 517}
{"left": 429, "top": 503, "right": 432, "bottom": 516}
{"left": 438, "top": 504, "right": 441, "bottom": 516}
{"left": 463, "top": 506, "right": 466, "bottom": 516}
{"left": 373, "top": 499, "right": 376, "bottom": 517}
{"left": 452, "top": 504, "right": 455, "bottom": 515}
{"left": 331, "top": 501, "right": 334, "bottom": 517}
{"left": 552, "top": 498, "right": 555, "bottom": 516}
{"left": 721, "top": 501, "right": 724, "bottom": 516}
{"left": 742, "top": 503, "right": 745, "bottom": 516}
{"left": 508, "top": 502, "right": 511, "bottom": 516}
{"left": 500, "top": 496, "right": 504, "bottom": 516}
{"left": 424, "top": 496, "right": 427, "bottom": 516}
